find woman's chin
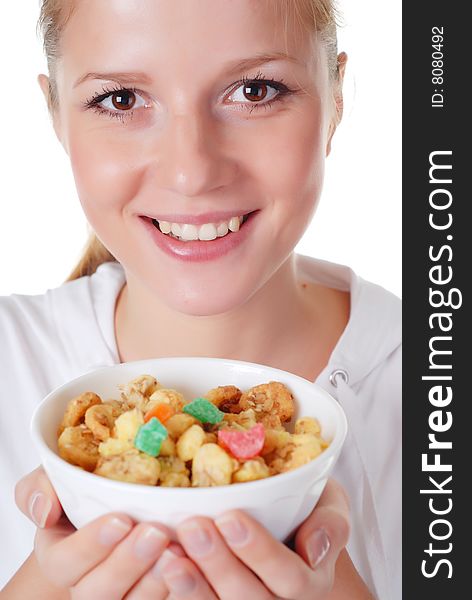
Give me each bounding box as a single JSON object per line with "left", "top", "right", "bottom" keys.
{"left": 160, "top": 288, "right": 249, "bottom": 317}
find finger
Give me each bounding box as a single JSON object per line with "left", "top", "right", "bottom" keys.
{"left": 71, "top": 521, "right": 170, "bottom": 599}
{"left": 124, "top": 543, "right": 185, "bottom": 600}
{"left": 15, "top": 466, "right": 63, "bottom": 528}
{"left": 214, "top": 509, "right": 318, "bottom": 599}
{"left": 157, "top": 553, "right": 219, "bottom": 600}
{"left": 34, "top": 512, "right": 135, "bottom": 587}
{"left": 295, "top": 479, "right": 350, "bottom": 570}
{"left": 175, "top": 517, "right": 270, "bottom": 600}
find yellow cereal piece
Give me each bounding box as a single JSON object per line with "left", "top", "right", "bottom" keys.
{"left": 261, "top": 429, "right": 291, "bottom": 456}
{"left": 160, "top": 472, "right": 191, "bottom": 487}
{"left": 283, "top": 435, "right": 323, "bottom": 471}
{"left": 98, "top": 437, "right": 132, "bottom": 457}
{"left": 114, "top": 408, "right": 144, "bottom": 443}
{"left": 158, "top": 455, "right": 186, "bottom": 472}
{"left": 159, "top": 436, "right": 176, "bottom": 457}
{"left": 270, "top": 434, "right": 323, "bottom": 474}
{"left": 158, "top": 455, "right": 188, "bottom": 476}
{"left": 292, "top": 433, "right": 323, "bottom": 452}
{"left": 176, "top": 424, "right": 206, "bottom": 462}
{"left": 192, "top": 443, "right": 233, "bottom": 487}
{"left": 94, "top": 449, "right": 160, "bottom": 485}
{"left": 232, "top": 457, "right": 270, "bottom": 483}
{"left": 294, "top": 417, "right": 321, "bottom": 436}
{"left": 158, "top": 456, "right": 190, "bottom": 487}
{"left": 165, "top": 413, "right": 197, "bottom": 440}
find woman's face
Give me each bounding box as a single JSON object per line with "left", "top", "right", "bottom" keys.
{"left": 47, "top": 0, "right": 340, "bottom": 315}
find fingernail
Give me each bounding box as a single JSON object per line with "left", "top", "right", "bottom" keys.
{"left": 306, "top": 528, "right": 331, "bottom": 569}
{"left": 163, "top": 563, "right": 196, "bottom": 595}
{"left": 134, "top": 526, "right": 168, "bottom": 560}
{"left": 179, "top": 522, "right": 213, "bottom": 556}
{"left": 152, "top": 548, "right": 180, "bottom": 579}
{"left": 28, "top": 492, "right": 52, "bottom": 528}
{"left": 215, "top": 514, "right": 248, "bottom": 546}
{"left": 98, "top": 516, "right": 133, "bottom": 546}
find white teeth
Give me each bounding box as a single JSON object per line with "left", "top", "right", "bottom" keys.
{"left": 171, "top": 223, "right": 182, "bottom": 237}
{"left": 198, "top": 223, "right": 218, "bottom": 241}
{"left": 180, "top": 224, "right": 199, "bottom": 241}
{"left": 157, "top": 214, "right": 246, "bottom": 241}
{"left": 159, "top": 220, "right": 172, "bottom": 234}
{"left": 217, "top": 222, "right": 229, "bottom": 237}
{"left": 228, "top": 217, "right": 240, "bottom": 232}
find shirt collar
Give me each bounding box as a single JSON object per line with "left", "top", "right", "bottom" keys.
{"left": 296, "top": 253, "right": 401, "bottom": 387}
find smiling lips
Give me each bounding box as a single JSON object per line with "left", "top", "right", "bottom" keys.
{"left": 141, "top": 209, "right": 258, "bottom": 262}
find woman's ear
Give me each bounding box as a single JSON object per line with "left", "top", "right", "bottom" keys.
{"left": 37, "top": 74, "right": 67, "bottom": 152}
{"left": 326, "top": 52, "right": 348, "bottom": 156}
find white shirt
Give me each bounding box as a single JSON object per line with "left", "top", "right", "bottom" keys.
{"left": 0, "top": 254, "right": 401, "bottom": 598}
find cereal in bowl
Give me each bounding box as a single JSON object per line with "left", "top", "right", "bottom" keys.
{"left": 56, "top": 375, "right": 329, "bottom": 487}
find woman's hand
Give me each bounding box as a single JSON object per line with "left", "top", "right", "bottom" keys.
{"left": 14, "top": 466, "right": 186, "bottom": 599}
{"left": 15, "top": 468, "right": 360, "bottom": 599}
{"left": 154, "top": 479, "right": 352, "bottom": 599}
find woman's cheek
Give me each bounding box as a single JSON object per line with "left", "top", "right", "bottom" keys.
{"left": 263, "top": 107, "right": 324, "bottom": 193}
{"left": 254, "top": 109, "right": 326, "bottom": 240}
{"left": 68, "top": 130, "right": 143, "bottom": 223}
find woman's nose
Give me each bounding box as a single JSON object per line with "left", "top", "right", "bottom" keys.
{"left": 154, "top": 110, "right": 235, "bottom": 197}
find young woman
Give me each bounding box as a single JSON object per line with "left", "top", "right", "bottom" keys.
{"left": 0, "top": 0, "right": 400, "bottom": 598}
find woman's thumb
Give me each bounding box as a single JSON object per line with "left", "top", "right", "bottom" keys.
{"left": 15, "top": 465, "right": 63, "bottom": 528}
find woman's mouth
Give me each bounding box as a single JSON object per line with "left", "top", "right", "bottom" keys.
{"left": 140, "top": 210, "right": 260, "bottom": 263}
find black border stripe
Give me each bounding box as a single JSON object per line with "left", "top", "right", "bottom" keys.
{"left": 403, "top": 2, "right": 469, "bottom": 595}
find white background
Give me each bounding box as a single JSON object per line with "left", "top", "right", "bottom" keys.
{"left": 0, "top": 0, "right": 401, "bottom": 297}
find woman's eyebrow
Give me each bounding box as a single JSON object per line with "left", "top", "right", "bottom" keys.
{"left": 73, "top": 52, "right": 303, "bottom": 88}
{"left": 73, "top": 71, "right": 153, "bottom": 88}
{"left": 224, "top": 51, "right": 304, "bottom": 75}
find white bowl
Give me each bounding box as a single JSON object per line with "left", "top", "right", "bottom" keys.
{"left": 31, "top": 357, "right": 347, "bottom": 541}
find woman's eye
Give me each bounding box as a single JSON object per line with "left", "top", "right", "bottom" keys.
{"left": 228, "top": 81, "right": 279, "bottom": 106}
{"left": 99, "top": 90, "right": 147, "bottom": 112}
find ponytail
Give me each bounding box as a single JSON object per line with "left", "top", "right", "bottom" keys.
{"left": 65, "top": 230, "right": 117, "bottom": 282}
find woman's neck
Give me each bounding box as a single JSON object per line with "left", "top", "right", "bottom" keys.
{"left": 114, "top": 253, "right": 349, "bottom": 379}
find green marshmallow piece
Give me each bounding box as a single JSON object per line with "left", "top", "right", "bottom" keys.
{"left": 134, "top": 417, "right": 168, "bottom": 457}
{"left": 183, "top": 397, "right": 224, "bottom": 424}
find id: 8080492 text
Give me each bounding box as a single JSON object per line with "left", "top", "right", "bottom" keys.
{"left": 431, "top": 26, "right": 445, "bottom": 108}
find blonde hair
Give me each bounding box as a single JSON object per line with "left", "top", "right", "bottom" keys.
{"left": 37, "top": 0, "right": 340, "bottom": 282}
